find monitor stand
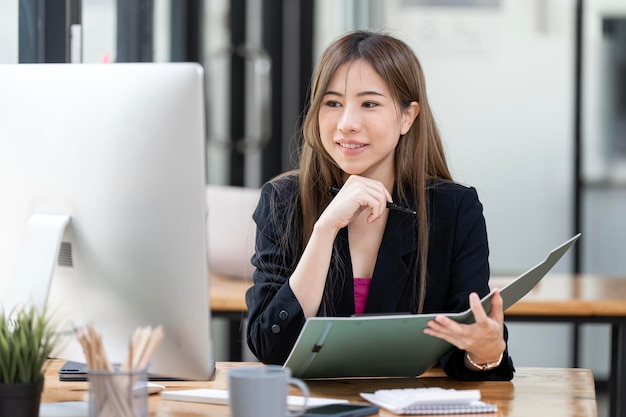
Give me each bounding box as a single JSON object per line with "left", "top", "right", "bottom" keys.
{"left": 2, "top": 213, "right": 70, "bottom": 314}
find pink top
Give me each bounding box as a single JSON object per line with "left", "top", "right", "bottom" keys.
{"left": 354, "top": 277, "right": 372, "bottom": 315}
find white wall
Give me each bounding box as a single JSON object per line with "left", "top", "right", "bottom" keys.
{"left": 385, "top": 0, "right": 576, "bottom": 273}
{"left": 81, "top": 0, "right": 116, "bottom": 63}
{"left": 579, "top": 0, "right": 626, "bottom": 381}
{"left": 0, "top": 0, "right": 18, "bottom": 64}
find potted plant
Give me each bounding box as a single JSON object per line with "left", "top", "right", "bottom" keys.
{"left": 0, "top": 305, "right": 62, "bottom": 417}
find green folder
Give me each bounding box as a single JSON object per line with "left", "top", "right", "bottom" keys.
{"left": 283, "top": 234, "right": 581, "bottom": 379}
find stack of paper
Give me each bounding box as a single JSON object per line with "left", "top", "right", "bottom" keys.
{"left": 360, "top": 387, "right": 497, "bottom": 415}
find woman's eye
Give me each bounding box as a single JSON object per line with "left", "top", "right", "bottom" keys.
{"left": 363, "top": 101, "right": 379, "bottom": 108}
{"left": 324, "top": 100, "right": 341, "bottom": 108}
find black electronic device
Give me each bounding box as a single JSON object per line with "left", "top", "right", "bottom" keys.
{"left": 302, "top": 403, "right": 379, "bottom": 417}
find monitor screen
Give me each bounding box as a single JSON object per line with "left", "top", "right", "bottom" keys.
{"left": 0, "top": 63, "right": 215, "bottom": 380}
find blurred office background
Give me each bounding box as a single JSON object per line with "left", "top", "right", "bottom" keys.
{"left": 1, "top": 0, "right": 625, "bottom": 410}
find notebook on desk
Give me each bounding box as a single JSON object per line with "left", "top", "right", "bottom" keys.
{"left": 283, "top": 234, "right": 581, "bottom": 379}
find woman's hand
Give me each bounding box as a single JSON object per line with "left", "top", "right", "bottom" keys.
{"left": 423, "top": 288, "right": 506, "bottom": 368}
{"left": 317, "top": 175, "right": 392, "bottom": 231}
{"left": 290, "top": 175, "right": 391, "bottom": 318}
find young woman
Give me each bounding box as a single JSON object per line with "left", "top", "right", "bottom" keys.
{"left": 245, "top": 30, "right": 514, "bottom": 380}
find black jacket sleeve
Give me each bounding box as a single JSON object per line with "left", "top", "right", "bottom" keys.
{"left": 245, "top": 179, "right": 307, "bottom": 364}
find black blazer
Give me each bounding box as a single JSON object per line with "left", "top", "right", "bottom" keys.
{"left": 245, "top": 174, "right": 514, "bottom": 380}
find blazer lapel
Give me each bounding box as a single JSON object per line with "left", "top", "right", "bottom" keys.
{"left": 365, "top": 211, "right": 417, "bottom": 313}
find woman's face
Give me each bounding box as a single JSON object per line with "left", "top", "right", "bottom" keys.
{"left": 318, "top": 59, "right": 418, "bottom": 184}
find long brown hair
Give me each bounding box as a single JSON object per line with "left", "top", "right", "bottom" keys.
{"left": 284, "top": 30, "right": 451, "bottom": 313}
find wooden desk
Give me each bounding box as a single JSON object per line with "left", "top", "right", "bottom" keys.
{"left": 210, "top": 273, "right": 626, "bottom": 417}
{"left": 209, "top": 274, "right": 253, "bottom": 361}
{"left": 42, "top": 359, "right": 597, "bottom": 417}
{"left": 210, "top": 274, "right": 252, "bottom": 312}
{"left": 490, "top": 274, "right": 626, "bottom": 417}
{"left": 489, "top": 274, "right": 626, "bottom": 316}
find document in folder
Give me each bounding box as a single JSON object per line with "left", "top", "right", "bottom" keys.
{"left": 283, "top": 234, "right": 581, "bottom": 379}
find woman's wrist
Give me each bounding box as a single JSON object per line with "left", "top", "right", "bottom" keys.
{"left": 464, "top": 351, "right": 504, "bottom": 371}
{"left": 313, "top": 216, "right": 342, "bottom": 237}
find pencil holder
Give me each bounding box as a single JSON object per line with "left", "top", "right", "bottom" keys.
{"left": 87, "top": 366, "right": 148, "bottom": 417}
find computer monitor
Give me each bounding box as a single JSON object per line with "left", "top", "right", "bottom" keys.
{"left": 0, "top": 63, "right": 215, "bottom": 380}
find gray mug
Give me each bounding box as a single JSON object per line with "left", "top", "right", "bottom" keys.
{"left": 228, "top": 365, "right": 309, "bottom": 417}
